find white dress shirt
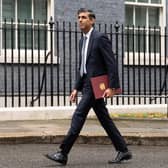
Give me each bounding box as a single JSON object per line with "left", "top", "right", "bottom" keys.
{"left": 82, "top": 27, "right": 94, "bottom": 74}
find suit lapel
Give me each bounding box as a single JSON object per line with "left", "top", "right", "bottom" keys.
{"left": 86, "top": 29, "right": 95, "bottom": 62}
{"left": 79, "top": 38, "right": 83, "bottom": 64}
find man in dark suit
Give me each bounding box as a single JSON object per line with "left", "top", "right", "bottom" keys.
{"left": 45, "top": 8, "right": 132, "bottom": 165}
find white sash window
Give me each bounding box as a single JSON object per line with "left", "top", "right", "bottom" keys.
{"left": 125, "top": 0, "right": 166, "bottom": 65}
{"left": 0, "top": 0, "right": 55, "bottom": 63}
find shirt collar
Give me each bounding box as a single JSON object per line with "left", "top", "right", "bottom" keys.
{"left": 83, "top": 27, "right": 94, "bottom": 39}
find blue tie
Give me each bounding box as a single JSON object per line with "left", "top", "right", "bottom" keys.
{"left": 80, "top": 36, "right": 87, "bottom": 77}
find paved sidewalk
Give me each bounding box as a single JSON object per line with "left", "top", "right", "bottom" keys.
{"left": 0, "top": 118, "right": 168, "bottom": 145}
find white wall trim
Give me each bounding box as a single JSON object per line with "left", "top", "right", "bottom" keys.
{"left": 0, "top": 104, "right": 166, "bottom": 121}
{"left": 0, "top": 49, "right": 59, "bottom": 64}
{"left": 124, "top": 52, "right": 168, "bottom": 65}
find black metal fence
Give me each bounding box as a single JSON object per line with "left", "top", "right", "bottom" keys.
{"left": 0, "top": 19, "right": 167, "bottom": 107}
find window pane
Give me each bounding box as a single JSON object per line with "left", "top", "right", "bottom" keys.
{"left": 125, "top": 29, "right": 134, "bottom": 52}
{"left": 2, "top": 0, "right": 15, "bottom": 21}
{"left": 135, "top": 7, "right": 146, "bottom": 27}
{"left": 34, "top": 25, "right": 48, "bottom": 49}
{"left": 2, "top": 24, "right": 15, "bottom": 49}
{"left": 137, "top": 0, "right": 148, "bottom": 3}
{"left": 34, "top": 0, "right": 47, "bottom": 21}
{"left": 125, "top": 6, "right": 134, "bottom": 26}
{"left": 149, "top": 7, "right": 159, "bottom": 27}
{"left": 135, "top": 30, "right": 146, "bottom": 52}
{"left": 151, "top": 0, "right": 161, "bottom": 4}
{"left": 149, "top": 30, "right": 160, "bottom": 53}
{"left": 18, "top": 25, "right": 32, "bottom": 49}
{"left": 18, "top": 0, "right": 31, "bottom": 22}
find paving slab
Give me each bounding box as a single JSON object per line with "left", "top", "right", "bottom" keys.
{"left": 0, "top": 119, "right": 168, "bottom": 145}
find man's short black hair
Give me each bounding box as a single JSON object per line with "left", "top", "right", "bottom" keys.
{"left": 77, "top": 8, "right": 96, "bottom": 19}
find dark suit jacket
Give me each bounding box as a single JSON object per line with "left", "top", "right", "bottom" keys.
{"left": 74, "top": 28, "right": 120, "bottom": 91}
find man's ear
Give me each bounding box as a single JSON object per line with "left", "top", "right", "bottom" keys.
{"left": 91, "top": 18, "right": 95, "bottom": 26}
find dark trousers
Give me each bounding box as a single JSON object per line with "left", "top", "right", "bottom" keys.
{"left": 60, "top": 76, "right": 128, "bottom": 155}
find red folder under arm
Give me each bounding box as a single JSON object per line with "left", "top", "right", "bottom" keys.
{"left": 90, "top": 75, "right": 122, "bottom": 99}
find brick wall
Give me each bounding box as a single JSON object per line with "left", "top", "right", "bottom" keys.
{"left": 54, "top": 0, "right": 125, "bottom": 24}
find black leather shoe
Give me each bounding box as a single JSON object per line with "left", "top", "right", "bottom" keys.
{"left": 108, "top": 151, "right": 132, "bottom": 164}
{"left": 45, "top": 151, "right": 68, "bottom": 165}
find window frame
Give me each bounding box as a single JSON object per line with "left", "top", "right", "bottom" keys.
{"left": 0, "top": 0, "right": 57, "bottom": 64}
{"left": 124, "top": 0, "right": 166, "bottom": 65}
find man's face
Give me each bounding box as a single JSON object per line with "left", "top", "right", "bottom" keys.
{"left": 78, "top": 12, "right": 95, "bottom": 33}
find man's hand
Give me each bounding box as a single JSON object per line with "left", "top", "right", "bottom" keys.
{"left": 102, "top": 88, "right": 115, "bottom": 98}
{"left": 69, "top": 89, "right": 78, "bottom": 102}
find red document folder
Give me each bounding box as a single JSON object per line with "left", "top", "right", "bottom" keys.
{"left": 90, "top": 75, "right": 122, "bottom": 99}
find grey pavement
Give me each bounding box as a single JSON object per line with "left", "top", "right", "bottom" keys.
{"left": 0, "top": 144, "right": 168, "bottom": 168}
{"left": 0, "top": 118, "right": 168, "bottom": 145}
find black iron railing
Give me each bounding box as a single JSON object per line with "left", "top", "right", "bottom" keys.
{"left": 0, "top": 19, "right": 167, "bottom": 108}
